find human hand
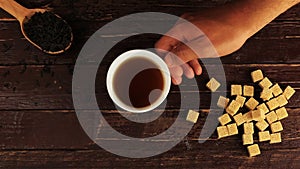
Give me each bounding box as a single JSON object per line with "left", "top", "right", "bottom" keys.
{"left": 155, "top": 10, "right": 250, "bottom": 85}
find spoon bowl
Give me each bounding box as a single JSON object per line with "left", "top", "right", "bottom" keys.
{"left": 0, "top": 0, "right": 73, "bottom": 54}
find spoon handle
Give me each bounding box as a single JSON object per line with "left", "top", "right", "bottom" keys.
{"left": 0, "top": 0, "right": 30, "bottom": 22}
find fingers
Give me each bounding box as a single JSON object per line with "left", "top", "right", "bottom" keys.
{"left": 164, "top": 51, "right": 185, "bottom": 67}
{"left": 171, "top": 76, "right": 182, "bottom": 85}
{"left": 169, "top": 66, "right": 183, "bottom": 85}
{"left": 155, "top": 13, "right": 208, "bottom": 85}
{"left": 169, "top": 63, "right": 200, "bottom": 85}
{"left": 167, "top": 60, "right": 201, "bottom": 85}
{"left": 167, "top": 42, "right": 198, "bottom": 66}
{"left": 189, "top": 59, "right": 202, "bottom": 75}
{"left": 168, "top": 66, "right": 183, "bottom": 77}
{"left": 181, "top": 63, "right": 195, "bottom": 79}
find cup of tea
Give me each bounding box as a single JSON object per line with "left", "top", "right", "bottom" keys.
{"left": 106, "top": 49, "right": 171, "bottom": 113}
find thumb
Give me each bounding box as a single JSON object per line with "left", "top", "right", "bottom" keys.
{"left": 165, "top": 36, "right": 220, "bottom": 67}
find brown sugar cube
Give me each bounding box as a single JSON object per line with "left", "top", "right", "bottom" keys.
{"left": 277, "top": 95, "right": 288, "bottom": 107}
{"left": 257, "top": 103, "right": 269, "bottom": 114}
{"left": 270, "top": 83, "right": 283, "bottom": 97}
{"left": 247, "top": 144, "right": 261, "bottom": 157}
{"left": 217, "top": 126, "right": 229, "bottom": 139}
{"left": 251, "top": 69, "right": 264, "bottom": 83}
{"left": 231, "top": 85, "right": 242, "bottom": 96}
{"left": 235, "top": 95, "right": 246, "bottom": 107}
{"left": 243, "top": 112, "right": 253, "bottom": 122}
{"left": 233, "top": 113, "right": 245, "bottom": 126}
{"left": 270, "top": 121, "right": 283, "bottom": 133}
{"left": 244, "top": 122, "right": 254, "bottom": 134}
{"left": 283, "top": 86, "right": 296, "bottom": 100}
{"left": 243, "top": 85, "right": 254, "bottom": 97}
{"left": 227, "top": 123, "right": 238, "bottom": 136}
{"left": 186, "top": 110, "right": 200, "bottom": 123}
{"left": 252, "top": 109, "right": 265, "bottom": 121}
{"left": 226, "top": 100, "right": 241, "bottom": 116}
{"left": 260, "top": 88, "right": 273, "bottom": 101}
{"left": 275, "top": 107, "right": 288, "bottom": 120}
{"left": 243, "top": 134, "right": 254, "bottom": 145}
{"left": 245, "top": 97, "right": 259, "bottom": 110}
{"left": 259, "top": 77, "right": 273, "bottom": 89}
{"left": 265, "top": 111, "right": 278, "bottom": 124}
{"left": 258, "top": 131, "right": 271, "bottom": 142}
{"left": 218, "top": 114, "right": 232, "bottom": 126}
{"left": 217, "top": 96, "right": 230, "bottom": 109}
{"left": 206, "top": 78, "right": 221, "bottom": 92}
{"left": 266, "top": 98, "right": 280, "bottom": 111}
{"left": 255, "top": 120, "right": 269, "bottom": 131}
{"left": 270, "top": 133, "right": 282, "bottom": 144}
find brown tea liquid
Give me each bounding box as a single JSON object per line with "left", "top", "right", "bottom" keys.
{"left": 112, "top": 57, "right": 164, "bottom": 108}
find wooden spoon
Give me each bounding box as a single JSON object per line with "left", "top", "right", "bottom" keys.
{"left": 0, "top": 0, "right": 73, "bottom": 54}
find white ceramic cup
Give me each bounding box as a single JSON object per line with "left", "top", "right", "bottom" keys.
{"left": 106, "top": 49, "right": 171, "bottom": 113}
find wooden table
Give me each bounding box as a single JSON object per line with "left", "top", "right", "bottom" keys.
{"left": 0, "top": 0, "right": 299, "bottom": 168}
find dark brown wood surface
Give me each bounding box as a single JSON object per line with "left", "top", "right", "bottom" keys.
{"left": 0, "top": 0, "right": 299, "bottom": 168}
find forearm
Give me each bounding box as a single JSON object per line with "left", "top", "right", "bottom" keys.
{"left": 226, "top": 0, "right": 300, "bottom": 38}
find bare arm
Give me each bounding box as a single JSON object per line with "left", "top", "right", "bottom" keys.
{"left": 155, "top": 0, "right": 300, "bottom": 85}
{"left": 228, "top": 0, "right": 300, "bottom": 38}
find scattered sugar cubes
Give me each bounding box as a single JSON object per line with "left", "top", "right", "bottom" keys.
{"left": 257, "top": 103, "right": 269, "bottom": 114}
{"left": 259, "top": 77, "right": 273, "bottom": 89}
{"left": 245, "top": 97, "right": 259, "bottom": 110}
{"left": 235, "top": 95, "right": 246, "bottom": 107}
{"left": 226, "top": 100, "right": 241, "bottom": 116}
{"left": 214, "top": 69, "right": 296, "bottom": 157}
{"left": 270, "top": 133, "right": 282, "bottom": 144}
{"left": 206, "top": 78, "right": 221, "bottom": 92}
{"left": 270, "top": 121, "right": 283, "bottom": 133}
{"left": 277, "top": 95, "right": 288, "bottom": 107}
{"left": 255, "top": 120, "right": 269, "bottom": 131}
{"left": 244, "top": 85, "right": 254, "bottom": 97}
{"left": 227, "top": 123, "right": 238, "bottom": 136}
{"left": 243, "top": 112, "right": 253, "bottom": 122}
{"left": 258, "top": 131, "right": 271, "bottom": 142}
{"left": 244, "top": 122, "right": 254, "bottom": 134}
{"left": 217, "top": 126, "right": 229, "bottom": 139}
{"left": 260, "top": 88, "right": 273, "bottom": 101}
{"left": 231, "top": 85, "right": 242, "bottom": 96}
{"left": 251, "top": 110, "right": 265, "bottom": 121}
{"left": 283, "top": 86, "right": 296, "bottom": 100}
{"left": 186, "top": 110, "right": 199, "bottom": 123}
{"left": 247, "top": 144, "right": 261, "bottom": 157}
{"left": 243, "top": 134, "right": 254, "bottom": 145}
{"left": 275, "top": 107, "right": 288, "bottom": 120}
{"left": 265, "top": 111, "right": 278, "bottom": 124}
{"left": 218, "top": 114, "right": 232, "bottom": 126}
{"left": 233, "top": 113, "right": 245, "bottom": 126}
{"left": 266, "top": 98, "right": 280, "bottom": 111}
{"left": 251, "top": 69, "right": 264, "bottom": 83}
{"left": 270, "top": 83, "right": 283, "bottom": 97}
{"left": 217, "top": 96, "right": 230, "bottom": 109}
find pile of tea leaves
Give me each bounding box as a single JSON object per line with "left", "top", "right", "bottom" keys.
{"left": 23, "top": 11, "right": 72, "bottom": 53}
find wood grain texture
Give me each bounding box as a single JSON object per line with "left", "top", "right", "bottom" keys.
{"left": 0, "top": 0, "right": 299, "bottom": 168}
{"left": 0, "top": 108, "right": 298, "bottom": 149}
{"left": 0, "top": 65, "right": 297, "bottom": 110}
{"left": 0, "top": 148, "right": 299, "bottom": 169}
{"left": 0, "top": 21, "right": 299, "bottom": 65}
{"left": 0, "top": 108, "right": 298, "bottom": 168}
{"left": 1, "top": 0, "right": 299, "bottom": 21}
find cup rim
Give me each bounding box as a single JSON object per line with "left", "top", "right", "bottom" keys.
{"left": 106, "top": 49, "right": 171, "bottom": 113}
